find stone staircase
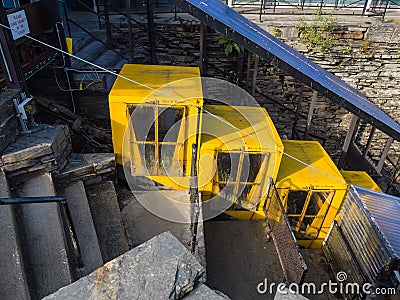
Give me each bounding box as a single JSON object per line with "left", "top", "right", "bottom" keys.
{"left": 0, "top": 125, "right": 128, "bottom": 299}
{"left": 70, "top": 32, "right": 129, "bottom": 119}
{"left": 71, "top": 33, "right": 129, "bottom": 92}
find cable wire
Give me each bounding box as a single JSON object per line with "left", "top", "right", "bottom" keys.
{"left": 0, "top": 21, "right": 347, "bottom": 185}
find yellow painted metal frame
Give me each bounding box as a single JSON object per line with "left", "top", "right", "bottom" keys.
{"left": 341, "top": 170, "right": 382, "bottom": 192}
{"left": 275, "top": 140, "right": 348, "bottom": 248}
{"left": 109, "top": 64, "right": 384, "bottom": 250}
{"left": 127, "top": 103, "right": 186, "bottom": 176}
{"left": 199, "top": 105, "right": 284, "bottom": 216}
{"left": 109, "top": 64, "right": 203, "bottom": 190}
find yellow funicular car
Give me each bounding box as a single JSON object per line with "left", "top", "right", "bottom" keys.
{"left": 109, "top": 64, "right": 380, "bottom": 249}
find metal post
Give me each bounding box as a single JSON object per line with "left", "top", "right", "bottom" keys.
{"left": 62, "top": 0, "right": 72, "bottom": 38}
{"left": 199, "top": 23, "right": 207, "bottom": 76}
{"left": 104, "top": 0, "right": 112, "bottom": 45}
{"left": 304, "top": 91, "right": 317, "bottom": 139}
{"left": 381, "top": 0, "right": 390, "bottom": 22}
{"left": 251, "top": 55, "right": 259, "bottom": 96}
{"left": 291, "top": 84, "right": 304, "bottom": 139}
{"left": 236, "top": 45, "right": 245, "bottom": 86}
{"left": 96, "top": 0, "right": 102, "bottom": 30}
{"left": 246, "top": 52, "right": 251, "bottom": 90}
{"left": 55, "top": 22, "right": 80, "bottom": 112}
{"left": 0, "top": 196, "right": 66, "bottom": 205}
{"left": 259, "top": 0, "right": 264, "bottom": 22}
{"left": 0, "top": 3, "right": 26, "bottom": 91}
{"left": 363, "top": 126, "right": 376, "bottom": 157}
{"left": 146, "top": 0, "right": 157, "bottom": 64}
{"left": 376, "top": 137, "right": 394, "bottom": 173}
{"left": 126, "top": 0, "right": 134, "bottom": 62}
{"left": 362, "top": 0, "right": 370, "bottom": 15}
{"left": 174, "top": 5, "right": 177, "bottom": 21}
{"left": 189, "top": 143, "right": 200, "bottom": 255}
{"left": 338, "top": 114, "right": 359, "bottom": 169}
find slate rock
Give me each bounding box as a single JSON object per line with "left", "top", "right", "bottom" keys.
{"left": 44, "top": 231, "right": 206, "bottom": 300}
{"left": 184, "top": 284, "right": 230, "bottom": 299}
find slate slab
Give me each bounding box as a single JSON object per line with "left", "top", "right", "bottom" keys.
{"left": 43, "top": 232, "right": 206, "bottom": 300}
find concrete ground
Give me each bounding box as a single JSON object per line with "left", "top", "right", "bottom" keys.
{"left": 204, "top": 219, "right": 283, "bottom": 299}
{"left": 119, "top": 185, "right": 206, "bottom": 266}
{"left": 203, "top": 219, "right": 337, "bottom": 300}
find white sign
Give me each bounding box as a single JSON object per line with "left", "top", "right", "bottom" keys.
{"left": 7, "top": 10, "right": 30, "bottom": 40}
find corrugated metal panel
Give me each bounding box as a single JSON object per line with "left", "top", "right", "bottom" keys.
{"left": 323, "top": 221, "right": 366, "bottom": 299}
{"left": 168, "top": 0, "right": 400, "bottom": 140}
{"left": 336, "top": 185, "right": 399, "bottom": 283}
{"left": 353, "top": 185, "right": 400, "bottom": 259}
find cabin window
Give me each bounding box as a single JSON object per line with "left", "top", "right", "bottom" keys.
{"left": 214, "top": 150, "right": 270, "bottom": 208}
{"left": 286, "top": 190, "right": 334, "bottom": 240}
{"left": 127, "top": 104, "right": 185, "bottom": 176}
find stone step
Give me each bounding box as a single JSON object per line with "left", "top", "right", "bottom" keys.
{"left": 105, "top": 58, "right": 130, "bottom": 91}
{"left": 72, "top": 41, "right": 106, "bottom": 69}
{"left": 1, "top": 125, "right": 72, "bottom": 178}
{"left": 0, "top": 171, "right": 30, "bottom": 300}
{"left": 93, "top": 50, "right": 122, "bottom": 69}
{"left": 86, "top": 181, "right": 129, "bottom": 262}
{"left": 72, "top": 34, "right": 93, "bottom": 54}
{"left": 56, "top": 153, "right": 115, "bottom": 187}
{"left": 73, "top": 52, "right": 126, "bottom": 92}
{"left": 72, "top": 53, "right": 120, "bottom": 90}
{"left": 14, "top": 171, "right": 72, "bottom": 299}
{"left": 64, "top": 180, "right": 103, "bottom": 277}
{"left": 73, "top": 72, "right": 106, "bottom": 91}
{"left": 121, "top": 189, "right": 206, "bottom": 266}
{"left": 43, "top": 232, "right": 216, "bottom": 300}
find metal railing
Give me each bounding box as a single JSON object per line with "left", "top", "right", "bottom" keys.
{"left": 231, "top": 0, "right": 399, "bottom": 20}
{"left": 263, "top": 178, "right": 308, "bottom": 284}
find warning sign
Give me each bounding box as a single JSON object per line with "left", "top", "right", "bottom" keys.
{"left": 7, "top": 10, "right": 30, "bottom": 40}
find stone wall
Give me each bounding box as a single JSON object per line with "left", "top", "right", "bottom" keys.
{"left": 0, "top": 89, "right": 21, "bottom": 155}
{"left": 266, "top": 21, "right": 400, "bottom": 162}
{"left": 117, "top": 14, "right": 400, "bottom": 163}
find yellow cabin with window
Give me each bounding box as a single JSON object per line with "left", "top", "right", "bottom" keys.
{"left": 275, "top": 140, "right": 348, "bottom": 248}
{"left": 109, "top": 64, "right": 381, "bottom": 250}
{"left": 109, "top": 64, "right": 203, "bottom": 189}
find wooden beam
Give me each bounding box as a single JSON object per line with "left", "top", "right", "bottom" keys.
{"left": 246, "top": 53, "right": 252, "bottom": 90}
{"left": 146, "top": 0, "right": 157, "bottom": 64}
{"left": 291, "top": 84, "right": 304, "bottom": 139}
{"left": 363, "top": 126, "right": 376, "bottom": 157}
{"left": 104, "top": 0, "right": 112, "bottom": 45}
{"left": 338, "top": 114, "right": 360, "bottom": 169}
{"left": 126, "top": 0, "right": 134, "bottom": 62}
{"left": 376, "top": 137, "right": 394, "bottom": 173}
{"left": 303, "top": 91, "right": 317, "bottom": 139}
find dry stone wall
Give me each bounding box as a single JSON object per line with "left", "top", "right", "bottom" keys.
{"left": 114, "top": 15, "right": 400, "bottom": 162}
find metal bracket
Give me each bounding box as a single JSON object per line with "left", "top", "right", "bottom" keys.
{"left": 13, "top": 93, "right": 35, "bottom": 133}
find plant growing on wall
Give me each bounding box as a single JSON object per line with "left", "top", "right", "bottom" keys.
{"left": 296, "top": 8, "right": 338, "bottom": 54}
{"left": 218, "top": 35, "right": 241, "bottom": 56}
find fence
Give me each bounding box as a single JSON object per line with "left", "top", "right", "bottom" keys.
{"left": 263, "top": 178, "right": 308, "bottom": 284}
